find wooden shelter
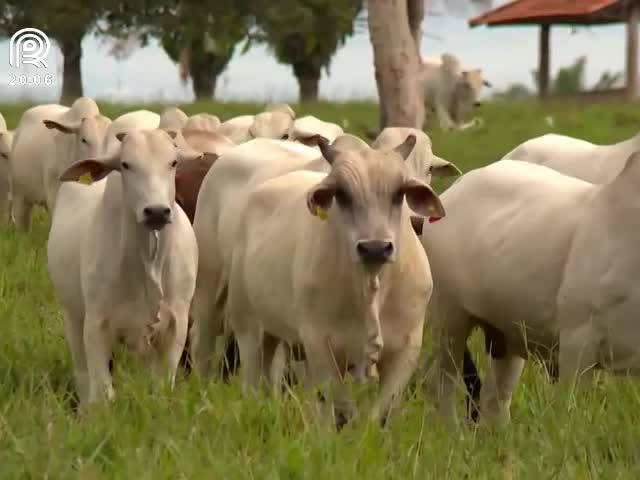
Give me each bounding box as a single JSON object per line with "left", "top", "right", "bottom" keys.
{"left": 469, "top": 0, "right": 640, "bottom": 99}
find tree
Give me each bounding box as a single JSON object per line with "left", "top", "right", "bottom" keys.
{"left": 0, "top": 0, "right": 113, "bottom": 103}
{"left": 104, "top": 0, "right": 251, "bottom": 100}
{"left": 253, "top": 0, "right": 361, "bottom": 101}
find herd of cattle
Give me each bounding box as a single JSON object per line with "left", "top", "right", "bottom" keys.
{"left": 0, "top": 90, "right": 638, "bottom": 431}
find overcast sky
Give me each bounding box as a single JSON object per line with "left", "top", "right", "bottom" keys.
{"left": 0, "top": 1, "right": 627, "bottom": 103}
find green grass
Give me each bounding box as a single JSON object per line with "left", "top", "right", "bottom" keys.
{"left": 2, "top": 99, "right": 640, "bottom": 478}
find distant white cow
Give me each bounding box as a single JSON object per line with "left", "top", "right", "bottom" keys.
{"left": 0, "top": 113, "right": 14, "bottom": 224}
{"left": 227, "top": 135, "right": 443, "bottom": 428}
{"left": 372, "top": 127, "right": 462, "bottom": 183}
{"left": 101, "top": 110, "right": 160, "bottom": 156}
{"left": 419, "top": 53, "right": 491, "bottom": 130}
{"left": 502, "top": 131, "right": 640, "bottom": 184}
{"left": 423, "top": 157, "right": 640, "bottom": 427}
{"left": 10, "top": 97, "right": 111, "bottom": 231}
{"left": 218, "top": 103, "right": 296, "bottom": 143}
{"left": 184, "top": 113, "right": 221, "bottom": 133}
{"left": 292, "top": 115, "right": 344, "bottom": 144}
{"left": 158, "top": 107, "right": 188, "bottom": 131}
{"left": 47, "top": 129, "right": 200, "bottom": 403}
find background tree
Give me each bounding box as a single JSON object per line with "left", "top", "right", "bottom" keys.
{"left": 104, "top": 0, "right": 251, "bottom": 100}
{"left": 253, "top": 0, "right": 362, "bottom": 101}
{"left": 0, "top": 0, "right": 114, "bottom": 103}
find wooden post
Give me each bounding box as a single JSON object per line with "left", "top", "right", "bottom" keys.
{"left": 627, "top": 1, "right": 639, "bottom": 99}
{"left": 538, "top": 24, "right": 551, "bottom": 98}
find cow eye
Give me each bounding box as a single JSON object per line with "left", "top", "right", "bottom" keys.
{"left": 81, "top": 138, "right": 88, "bottom": 144}
{"left": 281, "top": 133, "right": 289, "bottom": 140}
{"left": 335, "top": 188, "right": 351, "bottom": 207}
{"left": 121, "top": 162, "right": 130, "bottom": 170}
{"left": 170, "top": 159, "right": 178, "bottom": 168}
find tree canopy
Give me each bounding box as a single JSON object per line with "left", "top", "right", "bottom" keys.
{"left": 253, "top": 0, "right": 362, "bottom": 100}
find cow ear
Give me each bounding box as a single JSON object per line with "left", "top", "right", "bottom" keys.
{"left": 394, "top": 134, "right": 417, "bottom": 161}
{"left": 306, "top": 177, "right": 336, "bottom": 218}
{"left": 43, "top": 119, "right": 81, "bottom": 134}
{"left": 59, "top": 156, "right": 120, "bottom": 184}
{"left": 403, "top": 178, "right": 445, "bottom": 218}
{"left": 431, "top": 163, "right": 462, "bottom": 178}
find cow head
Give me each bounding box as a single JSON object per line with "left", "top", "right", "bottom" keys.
{"left": 43, "top": 114, "right": 111, "bottom": 163}
{"left": 306, "top": 135, "right": 445, "bottom": 267}
{"left": 58, "top": 129, "right": 210, "bottom": 231}
{"left": 372, "top": 127, "right": 461, "bottom": 185}
{"left": 248, "top": 106, "right": 295, "bottom": 141}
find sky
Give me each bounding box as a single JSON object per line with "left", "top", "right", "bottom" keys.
{"left": 0, "top": 1, "right": 628, "bottom": 103}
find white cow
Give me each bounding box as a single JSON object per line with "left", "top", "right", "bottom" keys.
{"left": 101, "top": 110, "right": 160, "bottom": 157}
{"left": 423, "top": 157, "right": 640, "bottom": 427}
{"left": 0, "top": 113, "right": 14, "bottom": 224}
{"left": 217, "top": 103, "right": 296, "bottom": 143}
{"left": 419, "top": 53, "right": 491, "bottom": 130}
{"left": 10, "top": 97, "right": 111, "bottom": 231}
{"left": 184, "top": 113, "right": 221, "bottom": 133}
{"left": 47, "top": 129, "right": 200, "bottom": 403}
{"left": 502, "top": 131, "right": 640, "bottom": 184}
{"left": 158, "top": 107, "right": 188, "bottom": 131}
{"left": 292, "top": 115, "right": 344, "bottom": 144}
{"left": 227, "top": 136, "right": 443, "bottom": 428}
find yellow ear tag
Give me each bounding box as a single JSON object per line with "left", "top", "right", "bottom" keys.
{"left": 314, "top": 205, "right": 328, "bottom": 220}
{"left": 78, "top": 172, "right": 93, "bottom": 185}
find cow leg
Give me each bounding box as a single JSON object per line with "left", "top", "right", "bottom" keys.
{"left": 158, "top": 302, "right": 189, "bottom": 389}
{"left": 371, "top": 333, "right": 422, "bottom": 426}
{"left": 431, "top": 301, "right": 472, "bottom": 428}
{"left": 479, "top": 353, "right": 525, "bottom": 426}
{"left": 558, "top": 326, "right": 598, "bottom": 388}
{"left": 435, "top": 103, "right": 455, "bottom": 131}
{"left": 12, "top": 194, "right": 32, "bottom": 233}
{"left": 236, "top": 328, "right": 264, "bottom": 394}
{"left": 62, "top": 310, "right": 89, "bottom": 403}
{"left": 189, "top": 282, "right": 225, "bottom": 377}
{"left": 83, "top": 315, "right": 114, "bottom": 402}
{"left": 302, "top": 333, "right": 353, "bottom": 431}
{"left": 0, "top": 186, "right": 10, "bottom": 225}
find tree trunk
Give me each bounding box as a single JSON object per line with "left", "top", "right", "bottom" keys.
{"left": 538, "top": 24, "right": 551, "bottom": 99}
{"left": 293, "top": 63, "right": 321, "bottom": 101}
{"left": 190, "top": 60, "right": 218, "bottom": 99}
{"left": 59, "top": 33, "right": 84, "bottom": 105}
{"left": 368, "top": 0, "right": 424, "bottom": 130}
{"left": 407, "top": 0, "right": 425, "bottom": 53}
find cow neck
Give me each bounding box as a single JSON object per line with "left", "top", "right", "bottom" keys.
{"left": 107, "top": 174, "right": 168, "bottom": 312}
{"left": 325, "top": 216, "right": 385, "bottom": 378}
{"left": 358, "top": 267, "right": 384, "bottom": 379}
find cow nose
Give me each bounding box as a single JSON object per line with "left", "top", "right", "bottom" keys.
{"left": 143, "top": 205, "right": 171, "bottom": 230}
{"left": 356, "top": 240, "right": 394, "bottom": 263}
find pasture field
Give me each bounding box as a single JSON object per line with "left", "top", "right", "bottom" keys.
{"left": 2, "top": 99, "right": 640, "bottom": 478}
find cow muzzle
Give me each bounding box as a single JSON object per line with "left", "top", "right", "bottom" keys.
{"left": 142, "top": 204, "right": 172, "bottom": 231}
{"left": 356, "top": 239, "right": 394, "bottom": 264}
